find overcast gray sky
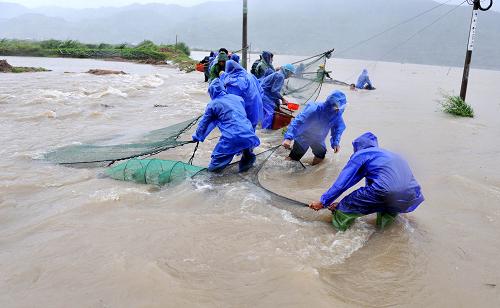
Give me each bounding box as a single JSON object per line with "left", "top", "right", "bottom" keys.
{"left": 8, "top": 0, "right": 499, "bottom": 11}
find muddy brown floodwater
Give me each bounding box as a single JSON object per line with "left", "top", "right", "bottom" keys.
{"left": 0, "top": 54, "right": 499, "bottom": 307}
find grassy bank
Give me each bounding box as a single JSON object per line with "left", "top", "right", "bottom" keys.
{"left": 0, "top": 39, "right": 197, "bottom": 72}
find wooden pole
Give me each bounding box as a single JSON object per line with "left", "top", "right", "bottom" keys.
{"left": 242, "top": 0, "right": 248, "bottom": 69}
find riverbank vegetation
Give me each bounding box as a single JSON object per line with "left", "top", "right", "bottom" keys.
{"left": 0, "top": 59, "right": 50, "bottom": 73}
{"left": 0, "top": 39, "right": 196, "bottom": 72}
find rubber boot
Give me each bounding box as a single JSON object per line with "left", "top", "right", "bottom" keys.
{"left": 376, "top": 212, "right": 398, "bottom": 229}
{"left": 332, "top": 210, "right": 362, "bottom": 231}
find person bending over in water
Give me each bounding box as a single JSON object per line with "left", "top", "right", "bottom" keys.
{"left": 282, "top": 90, "right": 347, "bottom": 165}
{"left": 193, "top": 79, "right": 260, "bottom": 172}
{"left": 309, "top": 132, "right": 424, "bottom": 230}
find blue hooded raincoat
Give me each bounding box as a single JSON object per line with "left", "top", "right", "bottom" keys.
{"left": 230, "top": 53, "right": 240, "bottom": 63}
{"left": 224, "top": 60, "right": 263, "bottom": 128}
{"left": 260, "top": 70, "right": 285, "bottom": 129}
{"left": 193, "top": 79, "right": 260, "bottom": 171}
{"left": 356, "top": 69, "right": 373, "bottom": 89}
{"left": 320, "top": 132, "right": 424, "bottom": 215}
{"left": 284, "top": 90, "right": 347, "bottom": 150}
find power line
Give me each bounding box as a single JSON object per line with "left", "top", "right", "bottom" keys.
{"left": 335, "top": 0, "right": 456, "bottom": 56}
{"left": 379, "top": 0, "right": 467, "bottom": 61}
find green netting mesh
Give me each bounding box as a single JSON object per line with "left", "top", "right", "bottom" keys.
{"left": 282, "top": 49, "right": 334, "bottom": 105}
{"left": 44, "top": 117, "right": 200, "bottom": 166}
{"left": 105, "top": 158, "right": 205, "bottom": 185}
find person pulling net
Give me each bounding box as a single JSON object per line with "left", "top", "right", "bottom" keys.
{"left": 44, "top": 116, "right": 201, "bottom": 167}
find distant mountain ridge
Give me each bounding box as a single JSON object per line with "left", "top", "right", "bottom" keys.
{"left": 1, "top": 0, "right": 499, "bottom": 70}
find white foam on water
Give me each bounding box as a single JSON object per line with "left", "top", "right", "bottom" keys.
{"left": 89, "top": 86, "right": 128, "bottom": 98}
{"left": 319, "top": 220, "right": 375, "bottom": 266}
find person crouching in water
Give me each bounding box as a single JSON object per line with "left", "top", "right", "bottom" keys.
{"left": 193, "top": 78, "right": 260, "bottom": 173}
{"left": 260, "top": 64, "right": 296, "bottom": 129}
{"left": 309, "top": 132, "right": 424, "bottom": 230}
{"left": 356, "top": 69, "right": 375, "bottom": 90}
{"left": 282, "top": 90, "right": 347, "bottom": 165}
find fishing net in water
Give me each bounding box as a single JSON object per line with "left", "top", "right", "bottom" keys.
{"left": 102, "top": 146, "right": 308, "bottom": 209}
{"left": 193, "top": 146, "right": 308, "bottom": 209}
{"left": 282, "top": 49, "right": 334, "bottom": 105}
{"left": 44, "top": 117, "right": 200, "bottom": 167}
{"left": 104, "top": 158, "right": 205, "bottom": 185}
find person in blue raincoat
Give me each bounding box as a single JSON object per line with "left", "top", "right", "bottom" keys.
{"left": 193, "top": 79, "right": 260, "bottom": 172}
{"left": 282, "top": 90, "right": 347, "bottom": 165}
{"left": 255, "top": 51, "right": 275, "bottom": 79}
{"left": 356, "top": 69, "right": 375, "bottom": 90}
{"left": 309, "top": 132, "right": 424, "bottom": 230}
{"left": 223, "top": 60, "right": 263, "bottom": 129}
{"left": 260, "top": 64, "right": 296, "bottom": 129}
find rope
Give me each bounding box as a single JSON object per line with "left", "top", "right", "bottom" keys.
{"left": 378, "top": 0, "right": 468, "bottom": 61}
{"left": 188, "top": 142, "right": 199, "bottom": 165}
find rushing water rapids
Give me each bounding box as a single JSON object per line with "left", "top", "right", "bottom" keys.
{"left": 1, "top": 55, "right": 499, "bottom": 307}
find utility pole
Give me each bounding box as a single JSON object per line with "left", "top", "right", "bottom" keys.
{"left": 242, "top": 0, "right": 248, "bottom": 69}
{"left": 459, "top": 0, "right": 493, "bottom": 101}
{"left": 175, "top": 34, "right": 178, "bottom": 47}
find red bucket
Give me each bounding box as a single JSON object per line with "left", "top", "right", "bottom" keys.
{"left": 195, "top": 63, "right": 205, "bottom": 72}
{"left": 287, "top": 102, "right": 299, "bottom": 111}
{"left": 272, "top": 108, "right": 293, "bottom": 130}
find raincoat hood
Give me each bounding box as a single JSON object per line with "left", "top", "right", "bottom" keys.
{"left": 324, "top": 90, "right": 347, "bottom": 113}
{"left": 216, "top": 52, "right": 229, "bottom": 63}
{"left": 262, "top": 51, "right": 272, "bottom": 64}
{"left": 352, "top": 132, "right": 378, "bottom": 152}
{"left": 230, "top": 53, "right": 240, "bottom": 63}
{"left": 225, "top": 60, "right": 245, "bottom": 75}
{"left": 208, "top": 78, "right": 227, "bottom": 99}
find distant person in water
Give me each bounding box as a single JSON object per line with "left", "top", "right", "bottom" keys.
{"left": 200, "top": 51, "right": 215, "bottom": 82}
{"left": 309, "top": 132, "right": 424, "bottom": 231}
{"left": 356, "top": 69, "right": 375, "bottom": 90}
{"left": 316, "top": 64, "right": 332, "bottom": 82}
{"left": 193, "top": 78, "right": 259, "bottom": 172}
{"left": 282, "top": 90, "right": 347, "bottom": 165}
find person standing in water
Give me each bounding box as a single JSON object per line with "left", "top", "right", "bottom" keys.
{"left": 260, "top": 64, "right": 296, "bottom": 129}
{"left": 223, "top": 60, "right": 263, "bottom": 129}
{"left": 309, "top": 132, "right": 424, "bottom": 231}
{"left": 282, "top": 90, "right": 347, "bottom": 165}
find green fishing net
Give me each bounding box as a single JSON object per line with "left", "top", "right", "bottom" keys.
{"left": 44, "top": 117, "right": 200, "bottom": 166}
{"left": 283, "top": 49, "right": 334, "bottom": 105}
{"left": 105, "top": 158, "right": 205, "bottom": 185}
